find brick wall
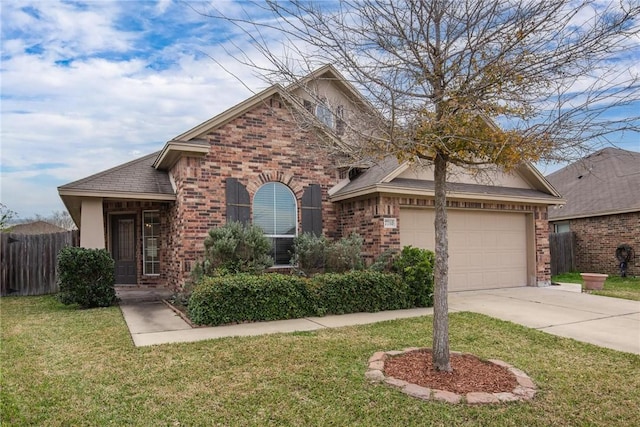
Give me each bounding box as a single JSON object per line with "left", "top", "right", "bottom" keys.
{"left": 568, "top": 212, "right": 640, "bottom": 276}
{"left": 337, "top": 196, "right": 401, "bottom": 265}
{"left": 166, "top": 96, "right": 341, "bottom": 288}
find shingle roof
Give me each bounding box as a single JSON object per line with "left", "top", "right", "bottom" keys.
{"left": 546, "top": 147, "right": 640, "bottom": 220}
{"left": 388, "top": 178, "right": 561, "bottom": 201}
{"left": 58, "top": 151, "right": 174, "bottom": 196}
{"left": 331, "top": 157, "right": 401, "bottom": 195}
{"left": 332, "top": 156, "right": 559, "bottom": 203}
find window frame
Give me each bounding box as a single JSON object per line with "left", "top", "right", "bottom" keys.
{"left": 142, "top": 210, "right": 160, "bottom": 276}
{"left": 253, "top": 182, "right": 298, "bottom": 266}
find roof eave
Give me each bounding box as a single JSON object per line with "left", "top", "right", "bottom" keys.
{"left": 331, "top": 184, "right": 565, "bottom": 205}
{"left": 58, "top": 189, "right": 176, "bottom": 201}
{"left": 549, "top": 207, "right": 640, "bottom": 222}
{"left": 171, "top": 85, "right": 283, "bottom": 142}
{"left": 153, "top": 140, "right": 210, "bottom": 170}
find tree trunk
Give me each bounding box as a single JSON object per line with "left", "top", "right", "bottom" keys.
{"left": 432, "top": 151, "right": 451, "bottom": 372}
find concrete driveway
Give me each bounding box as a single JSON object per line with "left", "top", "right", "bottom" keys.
{"left": 448, "top": 286, "right": 640, "bottom": 354}
{"left": 120, "top": 286, "right": 640, "bottom": 353}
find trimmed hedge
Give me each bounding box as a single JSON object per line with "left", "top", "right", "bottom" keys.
{"left": 57, "top": 247, "right": 117, "bottom": 308}
{"left": 311, "top": 271, "right": 410, "bottom": 315}
{"left": 188, "top": 274, "right": 313, "bottom": 326}
{"left": 187, "top": 270, "right": 411, "bottom": 326}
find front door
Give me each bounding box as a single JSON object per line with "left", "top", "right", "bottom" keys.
{"left": 111, "top": 215, "right": 137, "bottom": 285}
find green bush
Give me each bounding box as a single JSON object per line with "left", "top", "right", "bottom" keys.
{"left": 325, "top": 233, "right": 364, "bottom": 273}
{"left": 187, "top": 270, "right": 411, "bottom": 326}
{"left": 57, "top": 247, "right": 117, "bottom": 308}
{"left": 203, "top": 222, "right": 273, "bottom": 274}
{"left": 290, "top": 233, "right": 328, "bottom": 276}
{"left": 188, "top": 274, "right": 314, "bottom": 326}
{"left": 393, "top": 246, "right": 435, "bottom": 307}
{"left": 311, "top": 270, "right": 410, "bottom": 315}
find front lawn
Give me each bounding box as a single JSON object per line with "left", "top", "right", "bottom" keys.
{"left": 552, "top": 272, "right": 640, "bottom": 301}
{"left": 2, "top": 296, "right": 639, "bottom": 426}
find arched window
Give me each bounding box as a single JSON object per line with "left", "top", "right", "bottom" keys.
{"left": 253, "top": 182, "right": 297, "bottom": 265}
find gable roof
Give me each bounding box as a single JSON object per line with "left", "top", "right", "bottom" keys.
{"left": 546, "top": 147, "right": 640, "bottom": 221}
{"left": 330, "top": 157, "right": 562, "bottom": 205}
{"left": 59, "top": 151, "right": 174, "bottom": 197}
{"left": 58, "top": 152, "right": 175, "bottom": 225}
{"left": 154, "top": 65, "right": 370, "bottom": 170}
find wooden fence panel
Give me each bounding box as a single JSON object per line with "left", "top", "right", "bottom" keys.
{"left": 0, "top": 231, "right": 79, "bottom": 296}
{"left": 550, "top": 231, "right": 576, "bottom": 276}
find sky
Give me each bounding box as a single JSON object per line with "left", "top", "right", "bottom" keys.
{"left": 1, "top": 0, "right": 639, "bottom": 220}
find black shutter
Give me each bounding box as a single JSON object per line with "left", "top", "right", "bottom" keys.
{"left": 226, "top": 178, "right": 250, "bottom": 224}
{"left": 301, "top": 184, "right": 323, "bottom": 236}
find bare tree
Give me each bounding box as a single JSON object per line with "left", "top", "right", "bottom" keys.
{"left": 0, "top": 203, "right": 18, "bottom": 231}
{"left": 197, "top": 0, "right": 640, "bottom": 371}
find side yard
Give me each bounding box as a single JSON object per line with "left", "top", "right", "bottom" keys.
{"left": 552, "top": 272, "right": 640, "bottom": 301}
{"left": 1, "top": 296, "right": 639, "bottom": 426}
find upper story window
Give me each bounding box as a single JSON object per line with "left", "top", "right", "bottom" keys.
{"left": 303, "top": 97, "right": 345, "bottom": 135}
{"left": 316, "top": 98, "right": 334, "bottom": 128}
{"left": 253, "top": 182, "right": 297, "bottom": 265}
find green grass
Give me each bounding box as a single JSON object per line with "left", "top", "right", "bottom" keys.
{"left": 2, "top": 296, "right": 640, "bottom": 426}
{"left": 552, "top": 272, "right": 640, "bottom": 301}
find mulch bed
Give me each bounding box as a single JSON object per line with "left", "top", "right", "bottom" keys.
{"left": 384, "top": 348, "right": 518, "bottom": 394}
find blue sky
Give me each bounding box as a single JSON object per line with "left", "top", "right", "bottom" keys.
{"left": 1, "top": 0, "right": 639, "bottom": 219}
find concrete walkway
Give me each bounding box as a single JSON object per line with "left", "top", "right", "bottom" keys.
{"left": 118, "top": 286, "right": 640, "bottom": 354}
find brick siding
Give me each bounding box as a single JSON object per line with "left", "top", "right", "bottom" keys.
{"left": 165, "top": 96, "right": 341, "bottom": 288}
{"left": 566, "top": 212, "right": 640, "bottom": 276}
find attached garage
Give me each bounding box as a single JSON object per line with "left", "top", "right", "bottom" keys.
{"left": 400, "top": 208, "right": 532, "bottom": 291}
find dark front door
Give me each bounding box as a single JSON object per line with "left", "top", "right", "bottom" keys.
{"left": 111, "top": 215, "right": 137, "bottom": 285}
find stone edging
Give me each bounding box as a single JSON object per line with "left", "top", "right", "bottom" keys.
{"left": 366, "top": 348, "right": 537, "bottom": 404}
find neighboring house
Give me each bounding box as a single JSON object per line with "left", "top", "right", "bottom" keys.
{"left": 546, "top": 147, "right": 640, "bottom": 276}
{"left": 58, "top": 65, "right": 562, "bottom": 291}
{"left": 4, "top": 221, "right": 68, "bottom": 235}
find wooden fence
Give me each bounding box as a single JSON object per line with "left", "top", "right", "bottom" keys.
{"left": 550, "top": 231, "right": 576, "bottom": 276}
{"left": 0, "top": 231, "right": 79, "bottom": 296}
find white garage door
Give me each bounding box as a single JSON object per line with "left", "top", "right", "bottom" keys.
{"left": 399, "top": 208, "right": 528, "bottom": 291}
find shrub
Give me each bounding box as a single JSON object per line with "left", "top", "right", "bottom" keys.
{"left": 311, "top": 270, "right": 410, "bottom": 315}
{"left": 188, "top": 273, "right": 313, "bottom": 326}
{"left": 57, "top": 247, "right": 117, "bottom": 308}
{"left": 368, "top": 249, "right": 397, "bottom": 272}
{"left": 290, "top": 233, "right": 328, "bottom": 276}
{"left": 325, "top": 233, "right": 364, "bottom": 273}
{"left": 203, "top": 222, "right": 273, "bottom": 274}
{"left": 392, "top": 246, "right": 435, "bottom": 307}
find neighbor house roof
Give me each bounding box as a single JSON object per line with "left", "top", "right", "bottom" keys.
{"left": 546, "top": 147, "right": 640, "bottom": 221}
{"left": 330, "top": 157, "right": 562, "bottom": 205}
{"left": 4, "top": 221, "right": 68, "bottom": 235}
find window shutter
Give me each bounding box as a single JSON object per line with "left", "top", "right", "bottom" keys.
{"left": 226, "top": 178, "right": 250, "bottom": 224}
{"left": 301, "top": 184, "right": 323, "bottom": 236}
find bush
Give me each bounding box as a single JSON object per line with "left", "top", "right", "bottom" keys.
{"left": 393, "top": 246, "right": 435, "bottom": 307}
{"left": 187, "top": 270, "right": 411, "bottom": 326}
{"left": 325, "top": 233, "right": 364, "bottom": 273}
{"left": 188, "top": 273, "right": 313, "bottom": 326}
{"left": 311, "top": 270, "right": 410, "bottom": 315}
{"left": 203, "top": 222, "right": 273, "bottom": 274}
{"left": 57, "top": 247, "right": 117, "bottom": 308}
{"left": 290, "top": 233, "right": 328, "bottom": 276}
{"left": 290, "top": 232, "right": 365, "bottom": 276}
